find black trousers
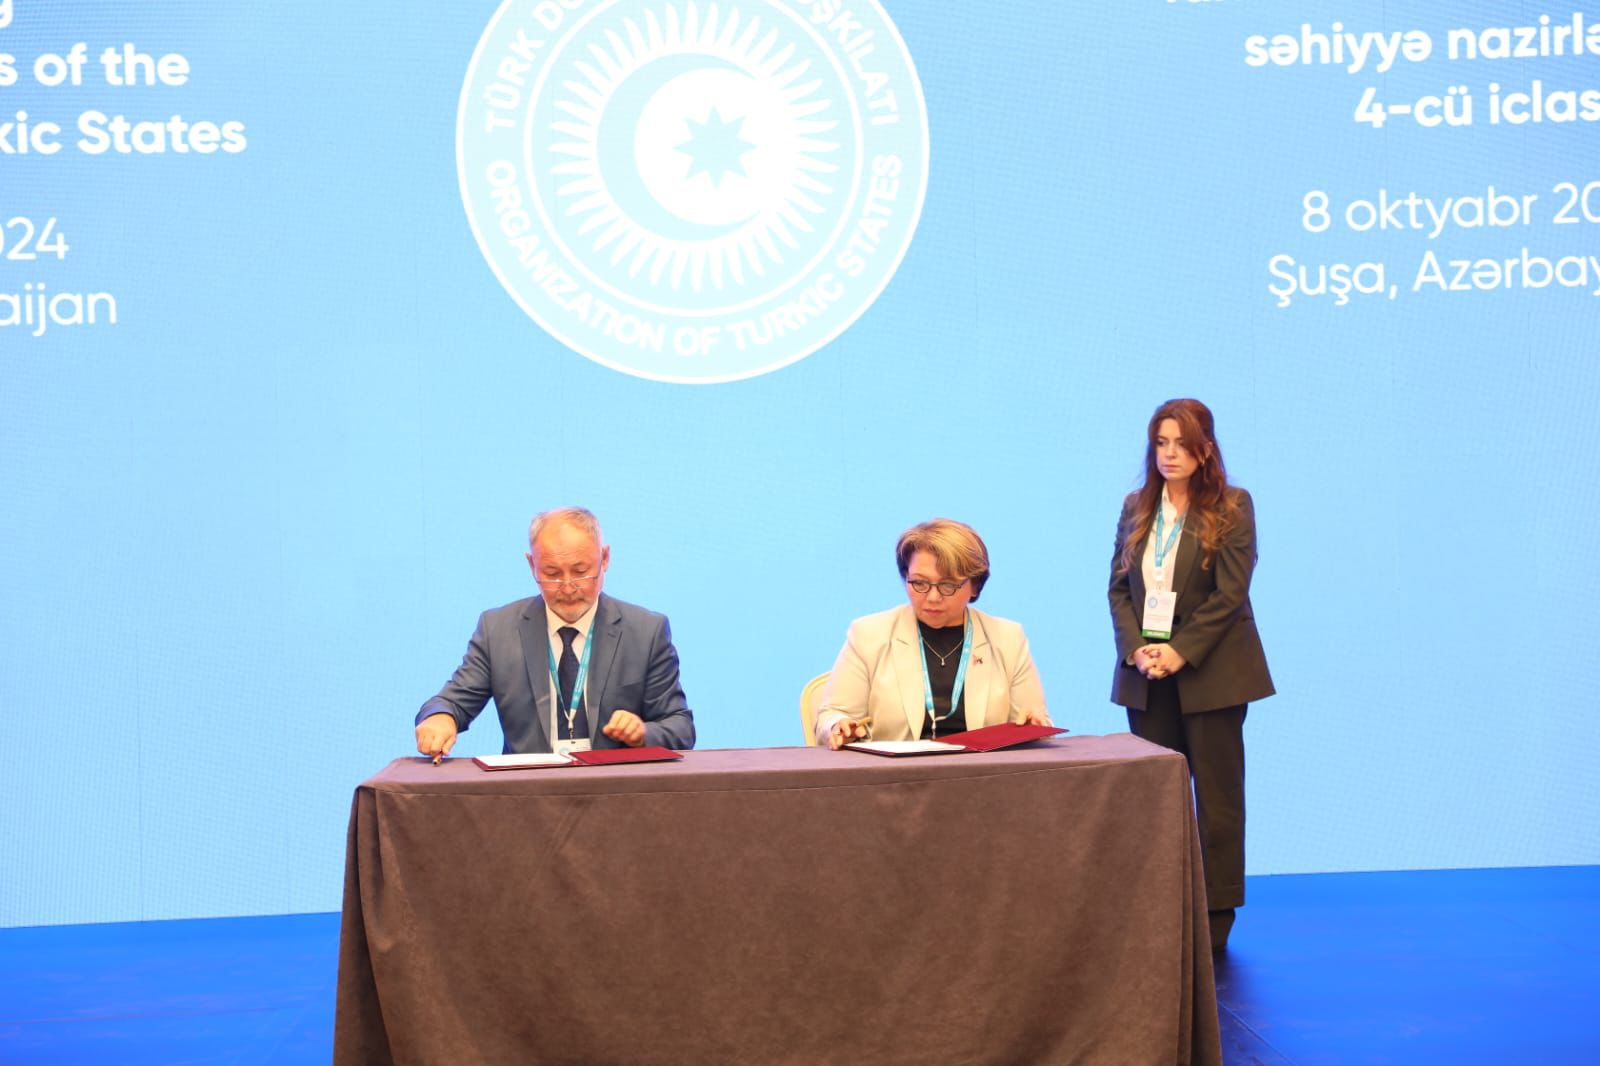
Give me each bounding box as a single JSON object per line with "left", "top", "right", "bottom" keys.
{"left": 1127, "top": 679, "right": 1247, "bottom": 911}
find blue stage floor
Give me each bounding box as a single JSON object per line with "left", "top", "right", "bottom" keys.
{"left": 1, "top": 866, "right": 1596, "bottom": 1065}
{"left": 1214, "top": 866, "right": 1600, "bottom": 1065}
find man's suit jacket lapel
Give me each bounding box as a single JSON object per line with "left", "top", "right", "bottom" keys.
{"left": 518, "top": 598, "right": 555, "bottom": 753}
{"left": 890, "top": 607, "right": 926, "bottom": 740}
{"left": 585, "top": 595, "right": 623, "bottom": 742}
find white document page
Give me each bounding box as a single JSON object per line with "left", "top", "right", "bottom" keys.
{"left": 473, "top": 753, "right": 575, "bottom": 769}
{"left": 844, "top": 740, "right": 966, "bottom": 756}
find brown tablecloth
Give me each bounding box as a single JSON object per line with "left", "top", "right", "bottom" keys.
{"left": 334, "top": 734, "right": 1220, "bottom": 1065}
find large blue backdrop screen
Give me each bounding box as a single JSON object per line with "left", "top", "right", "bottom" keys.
{"left": 3, "top": 1, "right": 1598, "bottom": 924}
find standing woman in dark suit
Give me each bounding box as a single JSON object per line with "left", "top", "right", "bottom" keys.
{"left": 1109, "top": 398, "right": 1273, "bottom": 952}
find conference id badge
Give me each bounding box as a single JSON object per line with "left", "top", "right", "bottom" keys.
{"left": 555, "top": 737, "right": 592, "bottom": 756}
{"left": 1142, "top": 590, "right": 1176, "bottom": 640}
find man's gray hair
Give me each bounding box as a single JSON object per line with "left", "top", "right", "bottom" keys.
{"left": 528, "top": 507, "right": 603, "bottom": 547}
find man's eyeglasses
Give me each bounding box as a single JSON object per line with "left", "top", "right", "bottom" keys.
{"left": 907, "top": 578, "right": 968, "bottom": 598}
{"left": 537, "top": 575, "right": 601, "bottom": 591}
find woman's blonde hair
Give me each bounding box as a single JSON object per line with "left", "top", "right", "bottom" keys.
{"left": 895, "top": 518, "right": 990, "bottom": 600}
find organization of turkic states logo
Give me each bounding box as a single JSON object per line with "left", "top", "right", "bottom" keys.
{"left": 457, "top": 0, "right": 927, "bottom": 383}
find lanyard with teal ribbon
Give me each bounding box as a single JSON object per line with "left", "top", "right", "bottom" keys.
{"left": 919, "top": 614, "right": 973, "bottom": 739}
{"left": 546, "top": 626, "right": 595, "bottom": 739}
{"left": 1153, "top": 504, "right": 1185, "bottom": 574}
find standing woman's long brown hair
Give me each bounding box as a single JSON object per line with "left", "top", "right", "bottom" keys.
{"left": 1116, "top": 398, "right": 1241, "bottom": 575}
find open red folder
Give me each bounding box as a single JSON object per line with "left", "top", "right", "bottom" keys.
{"left": 845, "top": 723, "right": 1068, "bottom": 757}
{"left": 473, "top": 746, "right": 684, "bottom": 771}
{"left": 934, "top": 723, "right": 1068, "bottom": 752}
{"left": 571, "top": 746, "right": 683, "bottom": 766}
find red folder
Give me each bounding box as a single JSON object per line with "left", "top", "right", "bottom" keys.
{"left": 569, "top": 746, "right": 683, "bottom": 766}
{"left": 934, "top": 723, "right": 1068, "bottom": 752}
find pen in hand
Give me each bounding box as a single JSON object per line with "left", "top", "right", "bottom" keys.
{"left": 831, "top": 717, "right": 873, "bottom": 749}
{"left": 416, "top": 712, "right": 458, "bottom": 768}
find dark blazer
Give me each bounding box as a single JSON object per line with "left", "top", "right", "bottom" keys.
{"left": 417, "top": 593, "right": 695, "bottom": 753}
{"left": 1109, "top": 487, "right": 1274, "bottom": 713}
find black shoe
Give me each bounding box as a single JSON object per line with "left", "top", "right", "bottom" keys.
{"left": 1208, "top": 908, "right": 1235, "bottom": 952}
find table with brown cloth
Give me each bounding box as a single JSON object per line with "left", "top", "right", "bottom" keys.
{"left": 334, "top": 734, "right": 1221, "bottom": 1066}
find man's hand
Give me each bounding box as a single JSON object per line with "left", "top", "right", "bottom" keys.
{"left": 416, "top": 712, "right": 458, "bottom": 762}
{"left": 603, "top": 710, "right": 647, "bottom": 747}
{"left": 827, "top": 719, "right": 870, "bottom": 750}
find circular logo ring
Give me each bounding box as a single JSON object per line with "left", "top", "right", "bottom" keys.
{"left": 458, "top": 0, "right": 928, "bottom": 383}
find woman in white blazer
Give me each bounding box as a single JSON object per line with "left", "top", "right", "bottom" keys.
{"left": 815, "top": 519, "right": 1051, "bottom": 748}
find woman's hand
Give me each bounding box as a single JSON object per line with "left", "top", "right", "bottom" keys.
{"left": 827, "top": 719, "right": 871, "bottom": 750}
{"left": 1140, "top": 644, "right": 1187, "bottom": 679}
{"left": 1021, "top": 709, "right": 1053, "bottom": 728}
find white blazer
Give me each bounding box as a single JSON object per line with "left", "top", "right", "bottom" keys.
{"left": 815, "top": 605, "right": 1048, "bottom": 744}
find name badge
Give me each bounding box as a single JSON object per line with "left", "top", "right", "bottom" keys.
{"left": 555, "top": 738, "right": 592, "bottom": 756}
{"left": 1142, "top": 590, "right": 1176, "bottom": 640}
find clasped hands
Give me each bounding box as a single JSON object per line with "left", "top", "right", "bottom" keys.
{"left": 1134, "top": 644, "right": 1186, "bottom": 680}
{"left": 414, "top": 709, "right": 648, "bottom": 761}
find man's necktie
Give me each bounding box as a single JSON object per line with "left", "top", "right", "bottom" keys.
{"left": 557, "top": 626, "right": 589, "bottom": 739}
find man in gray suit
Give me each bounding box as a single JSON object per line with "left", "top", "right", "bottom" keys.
{"left": 415, "top": 507, "right": 695, "bottom": 758}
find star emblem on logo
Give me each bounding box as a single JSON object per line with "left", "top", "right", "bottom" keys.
{"left": 675, "top": 108, "right": 756, "bottom": 186}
